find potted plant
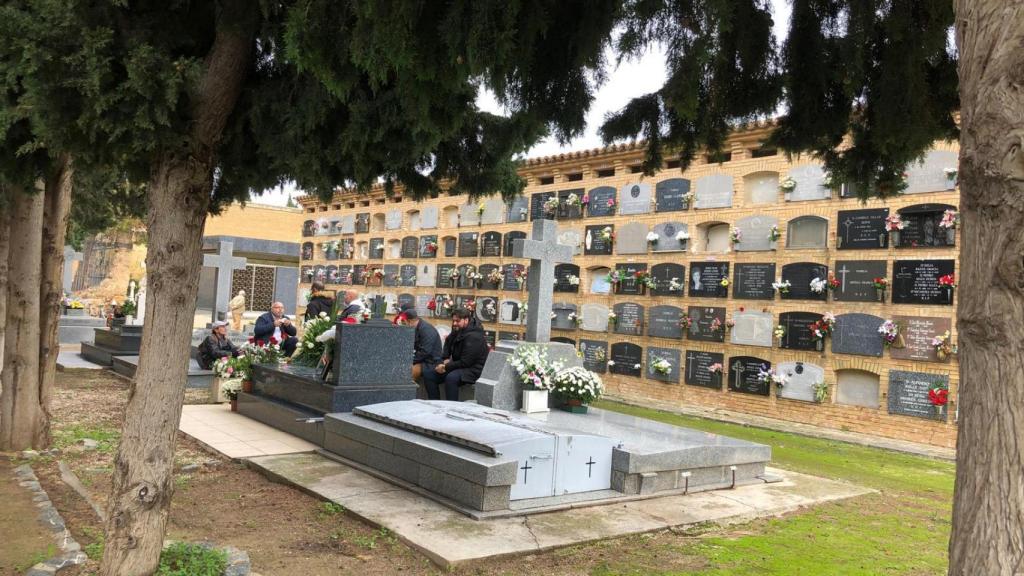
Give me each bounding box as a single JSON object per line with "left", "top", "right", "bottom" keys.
{"left": 809, "top": 277, "right": 827, "bottom": 297}
{"left": 650, "top": 356, "right": 672, "bottom": 376}
{"left": 768, "top": 225, "right": 781, "bottom": 245}
{"left": 757, "top": 364, "right": 788, "bottom": 391}
{"left": 551, "top": 366, "right": 603, "bottom": 413}
{"left": 509, "top": 344, "right": 562, "bottom": 413}
{"left": 772, "top": 279, "right": 791, "bottom": 296}
{"left": 873, "top": 277, "right": 889, "bottom": 302}
{"left": 773, "top": 325, "right": 786, "bottom": 346}
{"left": 729, "top": 226, "right": 742, "bottom": 247}
{"left": 543, "top": 196, "right": 560, "bottom": 218}
{"left": 646, "top": 231, "right": 659, "bottom": 247}
{"left": 813, "top": 380, "right": 829, "bottom": 403}
{"left": 939, "top": 209, "right": 959, "bottom": 244}
{"left": 808, "top": 312, "right": 836, "bottom": 352}
{"left": 223, "top": 382, "right": 240, "bottom": 411}
{"left": 885, "top": 213, "right": 905, "bottom": 246}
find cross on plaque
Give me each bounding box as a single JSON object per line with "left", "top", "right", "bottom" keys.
{"left": 837, "top": 265, "right": 850, "bottom": 291}
{"left": 585, "top": 457, "right": 596, "bottom": 478}
{"left": 731, "top": 360, "right": 745, "bottom": 385}
{"left": 203, "top": 241, "right": 247, "bottom": 323}
{"left": 62, "top": 245, "right": 83, "bottom": 293}
{"left": 520, "top": 460, "right": 533, "bottom": 483}
{"left": 512, "top": 219, "right": 574, "bottom": 343}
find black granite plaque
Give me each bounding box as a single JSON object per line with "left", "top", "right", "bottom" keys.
{"left": 502, "top": 264, "right": 525, "bottom": 291}
{"left": 433, "top": 294, "right": 454, "bottom": 319}
{"left": 399, "top": 264, "right": 417, "bottom": 287}
{"left": 897, "top": 204, "right": 956, "bottom": 248}
{"left": 444, "top": 237, "right": 457, "bottom": 257}
{"left": 655, "top": 178, "right": 692, "bottom": 212}
{"left": 351, "top": 265, "right": 367, "bottom": 285}
{"left": 312, "top": 265, "right": 326, "bottom": 284}
{"left": 484, "top": 330, "right": 497, "bottom": 349}
{"left": 478, "top": 264, "right": 501, "bottom": 289}
{"left": 504, "top": 231, "right": 526, "bottom": 256}
{"left": 613, "top": 302, "right": 645, "bottom": 336}
{"left": 530, "top": 191, "right": 557, "bottom": 220}
{"left": 888, "top": 370, "right": 950, "bottom": 421}
{"left": 781, "top": 262, "right": 829, "bottom": 301}
{"left": 458, "top": 232, "right": 479, "bottom": 257}
{"left": 686, "top": 306, "right": 726, "bottom": 343}
{"left": 689, "top": 262, "right": 730, "bottom": 298}
{"left": 383, "top": 265, "right": 401, "bottom": 287}
{"left": 614, "top": 262, "right": 648, "bottom": 296}
{"left": 733, "top": 263, "right": 776, "bottom": 300}
{"left": 396, "top": 293, "right": 416, "bottom": 312}
{"left": 646, "top": 346, "right": 681, "bottom": 383}
{"left": 892, "top": 260, "right": 955, "bottom": 305}
{"left": 831, "top": 313, "right": 885, "bottom": 357}
{"left": 584, "top": 224, "right": 614, "bottom": 256}
{"left": 648, "top": 305, "right": 684, "bottom": 339}
{"left": 339, "top": 238, "right": 354, "bottom": 260}
{"left": 831, "top": 260, "right": 887, "bottom": 302}
{"left": 355, "top": 213, "right": 370, "bottom": 234}
{"left": 579, "top": 339, "right": 609, "bottom": 374}
{"left": 419, "top": 235, "right": 438, "bottom": 258}
{"left": 337, "top": 265, "right": 352, "bottom": 285}
{"left": 401, "top": 236, "right": 419, "bottom": 259}
{"left": 586, "top": 186, "right": 617, "bottom": 217}
{"left": 685, "top": 350, "right": 725, "bottom": 389}
{"left": 325, "top": 265, "right": 339, "bottom": 284}
{"left": 554, "top": 263, "right": 581, "bottom": 293}
{"left": 651, "top": 263, "right": 686, "bottom": 297}
{"left": 779, "top": 311, "right": 824, "bottom": 351}
{"left": 302, "top": 220, "right": 316, "bottom": 237}
{"left": 728, "top": 356, "right": 771, "bottom": 396}
{"left": 557, "top": 188, "right": 585, "bottom": 219}
{"left": 301, "top": 265, "right": 314, "bottom": 283}
{"left": 436, "top": 264, "right": 456, "bottom": 288}
{"left": 369, "top": 238, "right": 384, "bottom": 259}
{"left": 480, "top": 232, "right": 502, "bottom": 257}
{"left": 457, "top": 264, "right": 477, "bottom": 289}
{"left": 836, "top": 208, "right": 889, "bottom": 250}
{"left": 301, "top": 242, "right": 313, "bottom": 261}
{"left": 609, "top": 342, "right": 643, "bottom": 377}
{"left": 506, "top": 196, "right": 529, "bottom": 223}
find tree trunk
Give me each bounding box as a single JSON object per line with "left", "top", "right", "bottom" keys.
{"left": 0, "top": 187, "right": 47, "bottom": 450}
{"left": 38, "top": 156, "right": 74, "bottom": 444}
{"left": 950, "top": 2, "right": 1024, "bottom": 574}
{"left": 99, "top": 4, "right": 256, "bottom": 573}
{"left": 0, "top": 191, "right": 12, "bottom": 370}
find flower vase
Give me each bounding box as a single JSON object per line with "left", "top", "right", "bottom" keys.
{"left": 943, "top": 286, "right": 953, "bottom": 302}
{"left": 945, "top": 228, "right": 955, "bottom": 245}
{"left": 890, "top": 230, "right": 901, "bottom": 247}
{"left": 934, "top": 404, "right": 946, "bottom": 417}
{"left": 815, "top": 339, "right": 824, "bottom": 352}
{"left": 242, "top": 380, "right": 254, "bottom": 393}
{"left": 936, "top": 349, "right": 948, "bottom": 361}
{"left": 784, "top": 191, "right": 792, "bottom": 201}
{"left": 559, "top": 398, "right": 589, "bottom": 414}
{"left": 521, "top": 389, "right": 550, "bottom": 413}
{"left": 230, "top": 399, "right": 238, "bottom": 412}
{"left": 876, "top": 288, "right": 886, "bottom": 303}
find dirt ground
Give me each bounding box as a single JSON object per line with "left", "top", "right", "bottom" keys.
{"left": 0, "top": 460, "right": 56, "bottom": 574}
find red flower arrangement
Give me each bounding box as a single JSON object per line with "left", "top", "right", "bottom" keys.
{"left": 928, "top": 385, "right": 949, "bottom": 409}
{"left": 938, "top": 274, "right": 956, "bottom": 287}
{"left": 826, "top": 274, "right": 840, "bottom": 291}
{"left": 427, "top": 298, "right": 437, "bottom": 311}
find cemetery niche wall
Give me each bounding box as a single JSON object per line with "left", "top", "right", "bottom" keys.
{"left": 296, "top": 129, "right": 961, "bottom": 449}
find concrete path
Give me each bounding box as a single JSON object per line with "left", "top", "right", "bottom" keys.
{"left": 180, "top": 404, "right": 318, "bottom": 459}
{"left": 248, "top": 452, "right": 873, "bottom": 569}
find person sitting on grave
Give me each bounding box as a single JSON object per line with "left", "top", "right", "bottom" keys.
{"left": 397, "top": 305, "right": 442, "bottom": 382}
{"left": 423, "top": 307, "right": 489, "bottom": 400}
{"left": 304, "top": 282, "right": 334, "bottom": 321}
{"left": 254, "top": 301, "right": 299, "bottom": 356}
{"left": 197, "top": 320, "right": 239, "bottom": 369}
{"left": 336, "top": 289, "right": 366, "bottom": 321}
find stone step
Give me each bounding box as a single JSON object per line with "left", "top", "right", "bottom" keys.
{"left": 237, "top": 392, "right": 325, "bottom": 446}
{"left": 80, "top": 342, "right": 135, "bottom": 366}
{"left": 58, "top": 316, "right": 107, "bottom": 327}
{"left": 59, "top": 325, "right": 103, "bottom": 345}
{"left": 109, "top": 355, "right": 215, "bottom": 389}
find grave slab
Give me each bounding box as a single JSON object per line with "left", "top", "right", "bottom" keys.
{"left": 618, "top": 183, "right": 652, "bottom": 215}
{"left": 695, "top": 174, "right": 733, "bottom": 209}
{"left": 776, "top": 362, "right": 826, "bottom": 403}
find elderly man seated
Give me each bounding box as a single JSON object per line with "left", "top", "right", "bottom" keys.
{"left": 196, "top": 320, "right": 239, "bottom": 369}
{"left": 253, "top": 301, "right": 299, "bottom": 356}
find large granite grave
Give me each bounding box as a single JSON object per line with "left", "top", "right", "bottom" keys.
{"left": 59, "top": 312, "right": 107, "bottom": 345}
{"left": 81, "top": 325, "right": 143, "bottom": 366}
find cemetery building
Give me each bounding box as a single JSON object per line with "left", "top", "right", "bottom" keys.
{"left": 296, "top": 121, "right": 960, "bottom": 449}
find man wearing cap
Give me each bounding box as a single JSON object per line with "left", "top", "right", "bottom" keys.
{"left": 197, "top": 321, "right": 239, "bottom": 369}
{"left": 397, "top": 305, "right": 443, "bottom": 382}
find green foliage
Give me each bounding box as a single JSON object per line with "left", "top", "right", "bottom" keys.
{"left": 82, "top": 527, "right": 105, "bottom": 561}
{"left": 157, "top": 542, "right": 227, "bottom": 576}
{"left": 318, "top": 501, "right": 345, "bottom": 517}
{"left": 53, "top": 425, "right": 121, "bottom": 454}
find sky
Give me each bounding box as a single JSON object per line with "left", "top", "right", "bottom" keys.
{"left": 258, "top": 1, "right": 792, "bottom": 207}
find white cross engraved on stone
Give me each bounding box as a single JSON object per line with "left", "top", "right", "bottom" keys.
{"left": 513, "top": 219, "right": 574, "bottom": 343}
{"left": 203, "top": 241, "right": 247, "bottom": 323}
{"left": 838, "top": 265, "right": 850, "bottom": 291}
{"left": 731, "top": 360, "right": 745, "bottom": 387}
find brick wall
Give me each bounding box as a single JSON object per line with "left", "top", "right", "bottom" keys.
{"left": 206, "top": 202, "right": 305, "bottom": 243}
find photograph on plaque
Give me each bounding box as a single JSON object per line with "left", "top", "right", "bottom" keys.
{"left": 301, "top": 242, "right": 313, "bottom": 261}
{"left": 894, "top": 204, "right": 957, "bottom": 248}
{"left": 480, "top": 231, "right": 502, "bottom": 257}
{"left": 832, "top": 260, "right": 888, "bottom": 302}
{"left": 686, "top": 306, "right": 726, "bottom": 343}
{"left": 586, "top": 186, "right": 617, "bottom": 217}
{"left": 779, "top": 311, "right": 825, "bottom": 351}
{"left": 584, "top": 224, "right": 614, "bottom": 255}
{"left": 728, "top": 356, "right": 771, "bottom": 396}
{"left": 689, "top": 262, "right": 730, "bottom": 298}
{"left": 651, "top": 263, "right": 686, "bottom": 297}
{"left": 732, "top": 263, "right": 776, "bottom": 300}
{"left": 609, "top": 342, "right": 643, "bottom": 377}
{"left": 685, "top": 350, "right": 725, "bottom": 389}
{"left": 614, "top": 262, "right": 648, "bottom": 295}
{"left": 836, "top": 208, "right": 889, "bottom": 250}
{"left": 655, "top": 178, "right": 692, "bottom": 212}
{"left": 780, "top": 262, "right": 829, "bottom": 301}
{"left": 504, "top": 231, "right": 527, "bottom": 256}
{"left": 554, "top": 263, "right": 581, "bottom": 293}
{"left": 888, "top": 370, "right": 950, "bottom": 421}
{"left": 892, "top": 260, "right": 955, "bottom": 305}
{"left": 579, "top": 340, "right": 609, "bottom": 374}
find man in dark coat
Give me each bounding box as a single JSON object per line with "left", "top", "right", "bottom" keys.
{"left": 336, "top": 289, "right": 366, "bottom": 322}
{"left": 253, "top": 301, "right": 299, "bottom": 356}
{"left": 304, "top": 281, "right": 334, "bottom": 321}
{"left": 399, "top": 306, "right": 442, "bottom": 382}
{"left": 423, "top": 307, "right": 489, "bottom": 400}
{"left": 197, "top": 321, "right": 238, "bottom": 369}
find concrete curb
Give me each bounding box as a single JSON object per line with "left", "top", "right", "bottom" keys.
{"left": 12, "top": 462, "right": 88, "bottom": 575}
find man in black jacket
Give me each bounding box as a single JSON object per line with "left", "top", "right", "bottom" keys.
{"left": 400, "top": 306, "right": 442, "bottom": 382}
{"left": 253, "top": 301, "right": 299, "bottom": 356}
{"left": 196, "top": 321, "right": 238, "bottom": 369}
{"left": 304, "top": 282, "right": 334, "bottom": 321}
{"left": 423, "top": 307, "right": 489, "bottom": 400}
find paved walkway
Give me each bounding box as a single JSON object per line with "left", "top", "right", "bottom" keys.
{"left": 179, "top": 404, "right": 317, "bottom": 459}
{"left": 604, "top": 395, "right": 957, "bottom": 461}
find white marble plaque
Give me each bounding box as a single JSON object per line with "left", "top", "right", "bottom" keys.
{"left": 618, "top": 183, "right": 652, "bottom": 215}
{"left": 904, "top": 150, "right": 958, "bottom": 194}
{"left": 340, "top": 215, "right": 355, "bottom": 234}
{"left": 776, "top": 362, "right": 826, "bottom": 402}
{"left": 498, "top": 299, "right": 523, "bottom": 325}
{"left": 695, "top": 174, "right": 733, "bottom": 209}
{"left": 734, "top": 215, "right": 779, "bottom": 252}
{"left": 616, "top": 222, "right": 649, "bottom": 255}
{"left": 416, "top": 264, "right": 436, "bottom": 287}
{"left": 480, "top": 197, "right": 507, "bottom": 225}
{"left": 385, "top": 209, "right": 403, "bottom": 230}
{"left": 580, "top": 303, "right": 610, "bottom": 332}
{"left": 786, "top": 164, "right": 830, "bottom": 202}
{"left": 651, "top": 222, "right": 689, "bottom": 252}
{"left": 459, "top": 202, "right": 481, "bottom": 226}
{"left": 730, "top": 310, "right": 773, "bottom": 347}
{"left": 420, "top": 206, "right": 439, "bottom": 229}
{"left": 589, "top": 268, "right": 612, "bottom": 295}
{"left": 744, "top": 171, "right": 779, "bottom": 205}
{"left": 558, "top": 229, "right": 582, "bottom": 255}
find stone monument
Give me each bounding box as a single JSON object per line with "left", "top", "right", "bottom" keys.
{"left": 203, "top": 240, "right": 247, "bottom": 323}
{"left": 62, "top": 245, "right": 83, "bottom": 293}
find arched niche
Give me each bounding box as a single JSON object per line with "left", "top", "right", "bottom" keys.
{"left": 371, "top": 213, "right": 386, "bottom": 232}
{"left": 407, "top": 209, "right": 422, "bottom": 231}
{"left": 786, "top": 216, "right": 829, "bottom": 249}
{"left": 697, "top": 222, "right": 731, "bottom": 253}
{"left": 387, "top": 239, "right": 401, "bottom": 259}
{"left": 895, "top": 203, "right": 957, "bottom": 247}
{"left": 442, "top": 205, "right": 460, "bottom": 228}
{"left": 743, "top": 171, "right": 780, "bottom": 205}
{"left": 835, "top": 369, "right": 880, "bottom": 409}
{"left": 588, "top": 266, "right": 612, "bottom": 295}
{"left": 356, "top": 241, "right": 369, "bottom": 260}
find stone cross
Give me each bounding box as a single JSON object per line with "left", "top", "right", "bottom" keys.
{"left": 62, "top": 245, "right": 83, "bottom": 293}
{"left": 512, "top": 219, "right": 574, "bottom": 343}
{"left": 203, "top": 241, "right": 247, "bottom": 323}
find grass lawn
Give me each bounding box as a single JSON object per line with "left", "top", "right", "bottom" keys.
{"left": 583, "top": 400, "right": 955, "bottom": 576}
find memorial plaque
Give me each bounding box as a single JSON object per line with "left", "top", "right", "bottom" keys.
{"left": 613, "top": 302, "right": 644, "bottom": 336}
{"left": 689, "top": 262, "right": 730, "bottom": 298}
{"left": 686, "top": 306, "right": 726, "bottom": 343}
{"left": 584, "top": 224, "right": 614, "bottom": 255}
{"left": 554, "top": 263, "right": 581, "bottom": 293}
{"left": 586, "top": 186, "right": 617, "bottom": 217}
{"left": 324, "top": 265, "right": 339, "bottom": 284}
{"left": 502, "top": 263, "right": 526, "bottom": 291}
{"left": 786, "top": 164, "right": 830, "bottom": 201}
{"left": 458, "top": 232, "right": 479, "bottom": 257}
{"left": 397, "top": 293, "right": 415, "bottom": 310}
{"left": 339, "top": 238, "right": 354, "bottom": 260}
{"left": 891, "top": 316, "right": 952, "bottom": 363}
{"left": 744, "top": 171, "right": 779, "bottom": 205}
{"left": 351, "top": 264, "right": 366, "bottom": 285}
{"left": 733, "top": 263, "right": 776, "bottom": 300}
{"left": 648, "top": 305, "right": 684, "bottom": 339}
{"left": 385, "top": 209, "right": 403, "bottom": 230}
{"left": 651, "top": 263, "right": 686, "bottom": 297}
{"left": 301, "top": 242, "right": 314, "bottom": 261}
{"left": 579, "top": 340, "right": 609, "bottom": 374}
{"left": 498, "top": 299, "right": 523, "bottom": 325}
{"left": 401, "top": 236, "right": 419, "bottom": 258}
{"left": 837, "top": 208, "right": 889, "bottom": 250}
{"left": 832, "top": 260, "right": 887, "bottom": 302}
{"left": 480, "top": 197, "right": 507, "bottom": 225}
{"left": 300, "top": 265, "right": 313, "bottom": 283}
{"left": 647, "top": 347, "right": 681, "bottom": 383}
{"left": 589, "top": 268, "right": 612, "bottom": 295}
{"left": 904, "top": 150, "right": 958, "bottom": 194}
{"left": 730, "top": 310, "right": 773, "bottom": 348}
{"left": 506, "top": 196, "right": 529, "bottom": 223}
{"left": 340, "top": 215, "right": 355, "bottom": 234}
{"left": 780, "top": 262, "right": 829, "bottom": 301}
{"left": 420, "top": 206, "right": 439, "bottom": 229}
{"left": 419, "top": 235, "right": 438, "bottom": 258}
{"left": 355, "top": 213, "right": 370, "bottom": 233}
{"left": 609, "top": 342, "right": 643, "bottom": 377}
{"left": 443, "top": 237, "right": 457, "bottom": 257}
{"left": 580, "top": 303, "right": 610, "bottom": 332}
{"left": 779, "top": 311, "right": 824, "bottom": 351}
{"left": 615, "top": 222, "right": 648, "bottom": 255}
{"left": 695, "top": 174, "right": 733, "bottom": 209}
{"left": 618, "top": 183, "right": 652, "bottom": 215}
{"left": 614, "top": 262, "right": 648, "bottom": 296}
{"left": 892, "top": 260, "right": 955, "bottom": 305}
{"left": 685, "top": 350, "right": 725, "bottom": 390}
{"left": 302, "top": 220, "right": 315, "bottom": 237}
{"left": 733, "top": 215, "right": 779, "bottom": 252}
{"left": 897, "top": 204, "right": 956, "bottom": 248}
{"left": 655, "top": 178, "right": 691, "bottom": 212}
{"left": 382, "top": 265, "right": 400, "bottom": 287}
{"left": 776, "top": 362, "right": 826, "bottom": 403}
{"left": 478, "top": 264, "right": 501, "bottom": 289}
{"left": 530, "top": 191, "right": 557, "bottom": 220}
{"left": 832, "top": 313, "right": 885, "bottom": 357}
{"left": 369, "top": 238, "right": 384, "bottom": 259}
{"left": 416, "top": 263, "right": 436, "bottom": 287}
{"left": 459, "top": 202, "right": 481, "bottom": 226}
{"left": 788, "top": 215, "right": 831, "bottom": 248}
{"left": 453, "top": 294, "right": 475, "bottom": 311}
{"left": 415, "top": 294, "right": 432, "bottom": 315}
{"left": 728, "top": 356, "right": 771, "bottom": 396}
{"left": 557, "top": 229, "right": 582, "bottom": 256}
{"left": 480, "top": 232, "right": 502, "bottom": 257}
{"left": 888, "top": 370, "right": 950, "bottom": 420}
{"left": 504, "top": 231, "right": 527, "bottom": 256}
{"left": 337, "top": 265, "right": 353, "bottom": 285}
{"left": 436, "top": 264, "right": 456, "bottom": 288}
{"left": 551, "top": 302, "right": 578, "bottom": 331}
{"left": 397, "top": 264, "right": 416, "bottom": 287}
{"left": 498, "top": 330, "right": 522, "bottom": 342}
{"left": 456, "top": 264, "right": 477, "bottom": 290}
{"left": 476, "top": 296, "right": 499, "bottom": 323}
{"left": 651, "top": 221, "right": 690, "bottom": 252}
{"left": 433, "top": 295, "right": 453, "bottom": 319}
{"left": 313, "top": 265, "right": 327, "bottom": 284}
{"left": 556, "top": 188, "right": 585, "bottom": 219}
